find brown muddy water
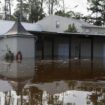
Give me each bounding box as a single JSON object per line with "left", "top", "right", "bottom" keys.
{"left": 0, "top": 59, "right": 105, "bottom": 105}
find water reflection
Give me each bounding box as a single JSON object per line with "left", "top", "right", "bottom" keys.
{"left": 0, "top": 59, "right": 105, "bottom": 104}
{"left": 0, "top": 59, "right": 35, "bottom": 105}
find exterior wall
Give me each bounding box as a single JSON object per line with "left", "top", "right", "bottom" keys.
{"left": 71, "top": 37, "right": 80, "bottom": 58}
{"left": 0, "top": 37, "right": 35, "bottom": 59}
{"left": 17, "top": 37, "right": 35, "bottom": 58}
{"left": 93, "top": 37, "right": 105, "bottom": 58}
{"left": 36, "top": 36, "right": 105, "bottom": 60}
{"left": 71, "top": 37, "right": 91, "bottom": 59}
{"left": 54, "top": 37, "right": 69, "bottom": 59}
{"left": 44, "top": 40, "right": 52, "bottom": 59}
{"left": 81, "top": 38, "right": 91, "bottom": 59}
{"left": 1, "top": 38, "right": 17, "bottom": 58}
{"left": 83, "top": 27, "right": 105, "bottom": 35}
{"left": 0, "top": 39, "right": 5, "bottom": 58}
{"left": 35, "top": 41, "right": 42, "bottom": 59}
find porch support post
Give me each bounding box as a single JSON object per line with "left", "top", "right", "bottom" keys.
{"left": 41, "top": 37, "right": 44, "bottom": 60}
{"left": 34, "top": 37, "right": 36, "bottom": 59}
{"left": 69, "top": 37, "right": 71, "bottom": 59}
{"left": 79, "top": 37, "right": 81, "bottom": 59}
{"left": 91, "top": 37, "right": 94, "bottom": 61}
{"left": 52, "top": 38, "right": 54, "bottom": 60}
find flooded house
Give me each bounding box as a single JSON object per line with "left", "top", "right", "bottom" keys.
{"left": 34, "top": 15, "right": 105, "bottom": 60}
{"left": 0, "top": 20, "right": 37, "bottom": 59}
{"left": 0, "top": 15, "right": 105, "bottom": 60}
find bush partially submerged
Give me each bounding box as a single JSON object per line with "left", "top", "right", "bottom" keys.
{"left": 5, "top": 50, "right": 14, "bottom": 62}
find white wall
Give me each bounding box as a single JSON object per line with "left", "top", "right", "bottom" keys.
{"left": 0, "top": 37, "right": 35, "bottom": 59}
{"left": 17, "top": 37, "right": 35, "bottom": 58}
{"left": 0, "top": 39, "right": 4, "bottom": 58}
{"left": 1, "top": 38, "right": 17, "bottom": 58}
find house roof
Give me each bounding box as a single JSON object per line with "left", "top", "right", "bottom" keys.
{"left": 4, "top": 21, "right": 33, "bottom": 36}
{"left": 36, "top": 15, "right": 96, "bottom": 33}
{"left": 0, "top": 15, "right": 105, "bottom": 37}
{"left": 36, "top": 15, "right": 105, "bottom": 36}
{"left": 0, "top": 20, "right": 42, "bottom": 36}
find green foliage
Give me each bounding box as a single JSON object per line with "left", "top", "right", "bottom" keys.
{"left": 5, "top": 50, "right": 14, "bottom": 62}
{"left": 28, "top": 0, "right": 45, "bottom": 22}
{"left": 65, "top": 23, "right": 77, "bottom": 33}
{"left": 14, "top": 0, "right": 45, "bottom": 22}
{"left": 88, "top": 0, "right": 105, "bottom": 25}
{"left": 55, "top": 10, "right": 75, "bottom": 17}
{"left": 13, "top": 9, "right": 28, "bottom": 22}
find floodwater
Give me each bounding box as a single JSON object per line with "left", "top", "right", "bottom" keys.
{"left": 0, "top": 59, "right": 105, "bottom": 105}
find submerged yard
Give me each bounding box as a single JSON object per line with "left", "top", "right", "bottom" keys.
{"left": 0, "top": 59, "right": 104, "bottom": 104}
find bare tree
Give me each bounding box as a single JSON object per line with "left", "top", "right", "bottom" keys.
{"left": 4, "top": 0, "right": 12, "bottom": 20}
{"left": 46, "top": 0, "right": 65, "bottom": 15}
{"left": 20, "top": 0, "right": 23, "bottom": 21}
{"left": 46, "top": 0, "right": 60, "bottom": 15}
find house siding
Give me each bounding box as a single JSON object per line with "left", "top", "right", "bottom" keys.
{"left": 35, "top": 36, "right": 105, "bottom": 60}
{"left": 54, "top": 37, "right": 69, "bottom": 59}
{"left": 17, "top": 37, "right": 35, "bottom": 58}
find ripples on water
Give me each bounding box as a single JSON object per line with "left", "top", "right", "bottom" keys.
{"left": 0, "top": 59, "right": 105, "bottom": 105}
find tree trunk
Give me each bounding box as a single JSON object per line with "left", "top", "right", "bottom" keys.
{"left": 62, "top": 0, "right": 65, "bottom": 12}
{"left": 40, "top": 0, "right": 44, "bottom": 10}
{"left": 48, "top": 0, "right": 51, "bottom": 14}
{"left": 9, "top": 0, "right": 11, "bottom": 20}
{"left": 50, "top": 0, "right": 54, "bottom": 14}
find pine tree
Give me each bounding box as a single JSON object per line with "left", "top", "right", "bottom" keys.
{"left": 88, "top": 0, "right": 105, "bottom": 25}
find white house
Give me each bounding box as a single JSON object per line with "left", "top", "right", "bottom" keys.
{"left": 0, "top": 15, "right": 105, "bottom": 60}
{"left": 0, "top": 20, "right": 37, "bottom": 59}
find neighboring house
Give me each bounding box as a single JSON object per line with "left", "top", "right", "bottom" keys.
{"left": 0, "top": 15, "right": 105, "bottom": 60}
{"left": 0, "top": 21, "right": 37, "bottom": 59}
{"left": 34, "top": 15, "right": 105, "bottom": 60}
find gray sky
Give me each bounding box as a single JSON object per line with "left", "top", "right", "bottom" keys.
{"left": 0, "top": 0, "right": 90, "bottom": 16}
{"left": 64, "top": 0, "right": 89, "bottom": 15}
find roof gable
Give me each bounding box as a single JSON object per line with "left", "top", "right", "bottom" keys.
{"left": 4, "top": 21, "right": 33, "bottom": 36}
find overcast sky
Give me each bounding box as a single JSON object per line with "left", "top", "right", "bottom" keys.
{"left": 0, "top": 0, "right": 90, "bottom": 16}
{"left": 64, "top": 0, "right": 89, "bottom": 15}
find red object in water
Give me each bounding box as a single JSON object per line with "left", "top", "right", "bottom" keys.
{"left": 16, "top": 51, "right": 22, "bottom": 61}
